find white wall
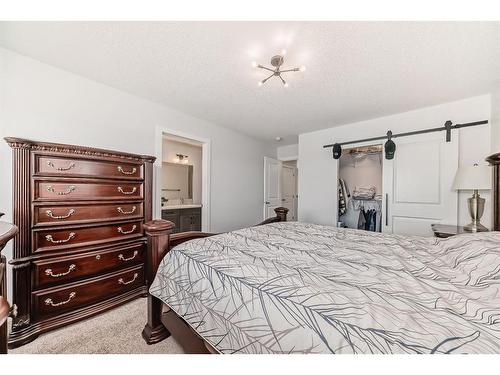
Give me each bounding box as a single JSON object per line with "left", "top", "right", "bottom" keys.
{"left": 299, "top": 95, "right": 492, "bottom": 230}
{"left": 277, "top": 143, "right": 299, "bottom": 161}
{"left": 162, "top": 139, "right": 202, "bottom": 204}
{"left": 492, "top": 88, "right": 500, "bottom": 153}
{"left": 0, "top": 47, "right": 273, "bottom": 276}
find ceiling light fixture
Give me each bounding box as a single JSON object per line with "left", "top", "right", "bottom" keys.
{"left": 253, "top": 53, "right": 305, "bottom": 87}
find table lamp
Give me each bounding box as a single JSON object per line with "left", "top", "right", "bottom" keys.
{"left": 452, "top": 163, "right": 491, "bottom": 232}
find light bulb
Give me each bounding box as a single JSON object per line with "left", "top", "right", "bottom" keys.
{"left": 281, "top": 49, "right": 287, "bottom": 56}
{"left": 251, "top": 61, "right": 258, "bottom": 68}
{"left": 258, "top": 81, "right": 263, "bottom": 87}
{"left": 174, "top": 157, "right": 180, "bottom": 163}
{"left": 283, "top": 82, "right": 289, "bottom": 88}
{"left": 183, "top": 158, "right": 189, "bottom": 164}
{"left": 299, "top": 65, "right": 306, "bottom": 72}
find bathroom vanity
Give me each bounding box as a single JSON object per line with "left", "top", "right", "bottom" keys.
{"left": 161, "top": 205, "right": 202, "bottom": 233}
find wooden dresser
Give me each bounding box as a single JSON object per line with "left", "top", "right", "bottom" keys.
{"left": 5, "top": 137, "right": 155, "bottom": 348}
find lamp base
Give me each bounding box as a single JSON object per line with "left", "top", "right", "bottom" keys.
{"left": 464, "top": 190, "right": 488, "bottom": 232}
{"left": 463, "top": 222, "right": 489, "bottom": 232}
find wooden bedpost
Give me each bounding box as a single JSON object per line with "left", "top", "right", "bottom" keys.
{"left": 142, "top": 219, "right": 174, "bottom": 345}
{"left": 258, "top": 207, "right": 289, "bottom": 226}
{"left": 274, "top": 207, "right": 288, "bottom": 222}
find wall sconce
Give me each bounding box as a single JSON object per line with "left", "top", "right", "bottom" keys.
{"left": 174, "top": 154, "right": 189, "bottom": 164}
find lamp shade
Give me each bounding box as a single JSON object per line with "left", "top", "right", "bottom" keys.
{"left": 452, "top": 164, "right": 491, "bottom": 191}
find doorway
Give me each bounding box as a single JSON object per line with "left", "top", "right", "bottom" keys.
{"left": 155, "top": 126, "right": 211, "bottom": 232}
{"left": 337, "top": 145, "right": 383, "bottom": 232}
{"left": 263, "top": 157, "right": 298, "bottom": 221}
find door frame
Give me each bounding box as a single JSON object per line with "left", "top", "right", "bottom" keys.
{"left": 263, "top": 157, "right": 283, "bottom": 220}
{"left": 281, "top": 163, "right": 298, "bottom": 221}
{"left": 154, "top": 125, "right": 211, "bottom": 232}
{"left": 335, "top": 141, "right": 385, "bottom": 228}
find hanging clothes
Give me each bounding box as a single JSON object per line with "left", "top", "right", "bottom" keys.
{"left": 357, "top": 209, "right": 366, "bottom": 229}
{"left": 366, "top": 210, "right": 377, "bottom": 232}
{"left": 357, "top": 208, "right": 378, "bottom": 232}
{"left": 338, "top": 179, "right": 350, "bottom": 217}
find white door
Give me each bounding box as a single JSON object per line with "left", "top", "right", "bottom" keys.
{"left": 282, "top": 165, "right": 297, "bottom": 221}
{"left": 264, "top": 157, "right": 282, "bottom": 220}
{"left": 383, "top": 131, "right": 459, "bottom": 236}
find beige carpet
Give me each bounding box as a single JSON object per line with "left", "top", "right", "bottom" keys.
{"left": 11, "top": 298, "right": 185, "bottom": 354}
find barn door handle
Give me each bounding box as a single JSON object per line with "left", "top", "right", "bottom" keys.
{"left": 385, "top": 193, "right": 389, "bottom": 226}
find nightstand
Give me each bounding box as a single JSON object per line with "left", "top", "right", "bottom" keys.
{"left": 431, "top": 224, "right": 483, "bottom": 238}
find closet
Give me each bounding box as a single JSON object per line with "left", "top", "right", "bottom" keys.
{"left": 338, "top": 145, "right": 383, "bottom": 232}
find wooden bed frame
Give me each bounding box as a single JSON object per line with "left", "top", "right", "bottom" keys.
{"left": 141, "top": 152, "right": 500, "bottom": 354}
{"left": 487, "top": 152, "right": 500, "bottom": 232}
{"left": 141, "top": 207, "right": 288, "bottom": 353}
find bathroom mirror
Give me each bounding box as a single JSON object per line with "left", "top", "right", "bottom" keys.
{"left": 162, "top": 162, "right": 193, "bottom": 200}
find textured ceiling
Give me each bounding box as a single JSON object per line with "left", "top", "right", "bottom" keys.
{"left": 1, "top": 21, "right": 499, "bottom": 143}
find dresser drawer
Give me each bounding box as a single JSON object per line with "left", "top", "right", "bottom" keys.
{"left": 33, "top": 243, "right": 145, "bottom": 289}
{"left": 32, "top": 265, "right": 144, "bottom": 319}
{"left": 33, "top": 202, "right": 144, "bottom": 227}
{"left": 34, "top": 180, "right": 143, "bottom": 201}
{"left": 34, "top": 154, "right": 143, "bottom": 180}
{"left": 32, "top": 221, "right": 143, "bottom": 253}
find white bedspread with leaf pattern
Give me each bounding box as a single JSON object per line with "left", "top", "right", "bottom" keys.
{"left": 149, "top": 222, "right": 500, "bottom": 353}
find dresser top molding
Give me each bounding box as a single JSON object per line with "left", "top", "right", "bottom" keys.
{"left": 4, "top": 137, "right": 156, "bottom": 163}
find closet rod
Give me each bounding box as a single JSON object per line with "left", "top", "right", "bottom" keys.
{"left": 323, "top": 120, "right": 488, "bottom": 148}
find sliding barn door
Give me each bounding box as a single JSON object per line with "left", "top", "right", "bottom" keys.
{"left": 264, "top": 157, "right": 283, "bottom": 220}
{"left": 383, "top": 132, "right": 459, "bottom": 236}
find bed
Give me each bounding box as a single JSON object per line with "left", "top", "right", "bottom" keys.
{"left": 142, "top": 152, "right": 500, "bottom": 353}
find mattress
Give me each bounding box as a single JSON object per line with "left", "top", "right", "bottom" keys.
{"left": 149, "top": 221, "right": 500, "bottom": 353}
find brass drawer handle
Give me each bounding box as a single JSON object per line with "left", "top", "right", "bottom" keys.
{"left": 117, "top": 166, "right": 137, "bottom": 175}
{"left": 118, "top": 273, "right": 138, "bottom": 286}
{"left": 117, "top": 225, "right": 137, "bottom": 235}
{"left": 45, "top": 264, "right": 76, "bottom": 278}
{"left": 46, "top": 185, "right": 76, "bottom": 196}
{"left": 117, "top": 206, "right": 136, "bottom": 215}
{"left": 46, "top": 209, "right": 75, "bottom": 219}
{"left": 45, "top": 292, "right": 76, "bottom": 307}
{"left": 118, "top": 250, "right": 138, "bottom": 262}
{"left": 45, "top": 232, "right": 76, "bottom": 244}
{"left": 117, "top": 186, "right": 137, "bottom": 195}
{"left": 9, "top": 304, "right": 18, "bottom": 318}
{"left": 47, "top": 161, "right": 76, "bottom": 171}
